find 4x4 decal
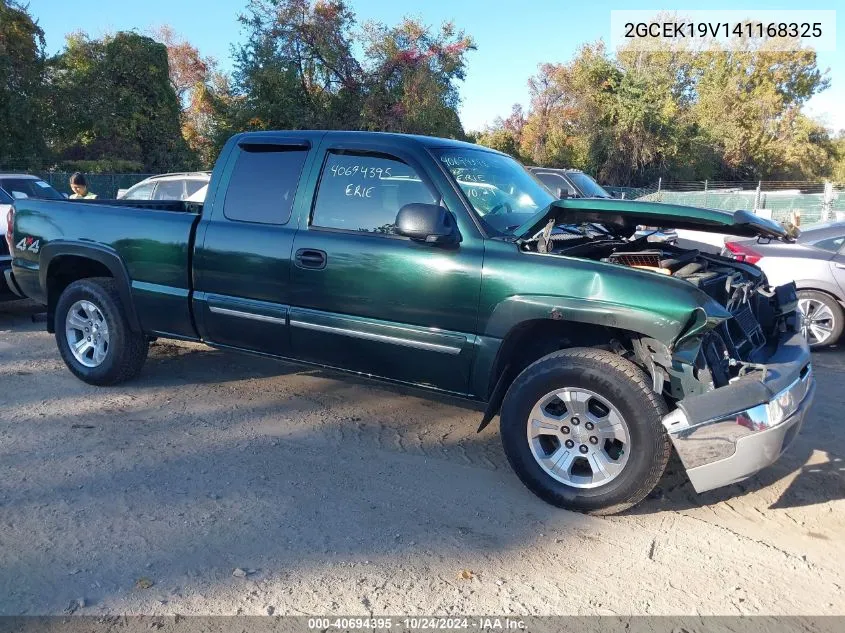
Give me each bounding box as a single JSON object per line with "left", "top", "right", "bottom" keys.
{"left": 15, "top": 236, "right": 40, "bottom": 254}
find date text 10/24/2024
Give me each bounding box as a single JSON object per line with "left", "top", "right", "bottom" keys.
{"left": 307, "top": 618, "right": 527, "bottom": 630}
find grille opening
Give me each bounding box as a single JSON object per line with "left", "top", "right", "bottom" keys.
{"left": 607, "top": 251, "right": 662, "bottom": 268}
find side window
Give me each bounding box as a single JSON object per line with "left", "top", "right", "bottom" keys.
{"left": 536, "top": 173, "right": 576, "bottom": 197}
{"left": 184, "top": 179, "right": 207, "bottom": 197}
{"left": 152, "top": 180, "right": 185, "bottom": 200}
{"left": 311, "top": 152, "right": 436, "bottom": 234}
{"left": 223, "top": 148, "right": 309, "bottom": 225}
{"left": 813, "top": 235, "right": 845, "bottom": 253}
{"left": 124, "top": 182, "right": 156, "bottom": 200}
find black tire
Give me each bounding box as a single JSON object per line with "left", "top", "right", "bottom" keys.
{"left": 797, "top": 290, "right": 844, "bottom": 349}
{"left": 500, "top": 348, "right": 670, "bottom": 515}
{"left": 55, "top": 277, "right": 149, "bottom": 385}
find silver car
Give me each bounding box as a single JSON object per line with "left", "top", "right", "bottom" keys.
{"left": 723, "top": 222, "right": 845, "bottom": 348}
{"left": 117, "top": 172, "right": 210, "bottom": 201}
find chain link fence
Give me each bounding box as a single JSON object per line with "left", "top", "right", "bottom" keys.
{"left": 6, "top": 170, "right": 845, "bottom": 227}
{"left": 605, "top": 180, "right": 845, "bottom": 228}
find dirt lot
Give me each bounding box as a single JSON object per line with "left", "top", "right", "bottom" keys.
{"left": 1, "top": 298, "right": 843, "bottom": 616}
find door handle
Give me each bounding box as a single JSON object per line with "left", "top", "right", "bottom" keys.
{"left": 835, "top": 263, "right": 845, "bottom": 270}
{"left": 295, "top": 248, "right": 327, "bottom": 270}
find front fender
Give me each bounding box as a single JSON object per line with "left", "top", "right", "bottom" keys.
{"left": 470, "top": 294, "right": 695, "bottom": 402}
{"left": 483, "top": 294, "right": 690, "bottom": 342}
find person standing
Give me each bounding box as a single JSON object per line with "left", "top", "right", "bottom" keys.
{"left": 68, "top": 172, "right": 97, "bottom": 199}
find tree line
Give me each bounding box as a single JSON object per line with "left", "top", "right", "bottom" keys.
{"left": 473, "top": 40, "right": 845, "bottom": 185}
{"left": 0, "top": 0, "right": 473, "bottom": 173}
{"left": 1, "top": 0, "right": 844, "bottom": 185}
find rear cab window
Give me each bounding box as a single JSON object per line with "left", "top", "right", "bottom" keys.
{"left": 311, "top": 152, "right": 436, "bottom": 235}
{"left": 223, "top": 147, "right": 309, "bottom": 224}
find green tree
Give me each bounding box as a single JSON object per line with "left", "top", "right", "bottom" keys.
{"left": 47, "top": 31, "right": 193, "bottom": 172}
{"left": 476, "top": 105, "right": 527, "bottom": 160}
{"left": 690, "top": 40, "right": 830, "bottom": 179}
{"left": 230, "top": 0, "right": 363, "bottom": 131}
{"left": 360, "top": 18, "right": 474, "bottom": 137}
{"left": 0, "top": 0, "right": 47, "bottom": 169}
{"left": 152, "top": 25, "right": 226, "bottom": 168}
{"left": 829, "top": 132, "right": 845, "bottom": 184}
{"left": 227, "top": 1, "right": 474, "bottom": 139}
{"left": 480, "top": 31, "right": 834, "bottom": 186}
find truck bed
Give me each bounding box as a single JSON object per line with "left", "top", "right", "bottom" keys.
{"left": 10, "top": 198, "right": 202, "bottom": 338}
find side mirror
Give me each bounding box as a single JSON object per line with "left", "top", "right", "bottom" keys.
{"left": 557, "top": 188, "right": 570, "bottom": 199}
{"left": 395, "top": 203, "right": 459, "bottom": 245}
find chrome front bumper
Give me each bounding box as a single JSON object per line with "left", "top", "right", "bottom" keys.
{"left": 662, "top": 331, "right": 815, "bottom": 493}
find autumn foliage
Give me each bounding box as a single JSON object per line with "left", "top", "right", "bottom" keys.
{"left": 2, "top": 0, "right": 843, "bottom": 183}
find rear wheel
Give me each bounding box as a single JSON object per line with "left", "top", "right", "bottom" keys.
{"left": 499, "top": 348, "right": 670, "bottom": 514}
{"left": 55, "top": 277, "right": 148, "bottom": 385}
{"left": 797, "top": 290, "right": 843, "bottom": 348}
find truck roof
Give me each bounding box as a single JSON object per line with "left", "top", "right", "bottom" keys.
{"left": 236, "top": 130, "right": 503, "bottom": 154}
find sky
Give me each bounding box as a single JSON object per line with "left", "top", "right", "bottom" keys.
{"left": 30, "top": 0, "right": 845, "bottom": 133}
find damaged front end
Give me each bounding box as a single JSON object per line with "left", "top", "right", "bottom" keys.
{"left": 514, "top": 197, "right": 816, "bottom": 493}
{"left": 655, "top": 271, "right": 814, "bottom": 493}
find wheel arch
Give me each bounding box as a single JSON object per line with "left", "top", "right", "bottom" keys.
{"left": 475, "top": 314, "right": 664, "bottom": 432}
{"left": 40, "top": 242, "right": 141, "bottom": 334}
{"left": 796, "top": 285, "right": 845, "bottom": 307}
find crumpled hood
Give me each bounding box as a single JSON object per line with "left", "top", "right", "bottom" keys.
{"left": 514, "top": 198, "right": 792, "bottom": 241}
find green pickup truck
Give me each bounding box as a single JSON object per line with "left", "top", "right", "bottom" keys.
{"left": 6, "top": 131, "right": 815, "bottom": 513}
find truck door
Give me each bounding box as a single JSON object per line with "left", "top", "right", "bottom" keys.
{"left": 287, "top": 140, "right": 484, "bottom": 394}
{"left": 192, "top": 137, "right": 316, "bottom": 356}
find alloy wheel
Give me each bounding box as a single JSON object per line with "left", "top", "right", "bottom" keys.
{"left": 526, "top": 387, "right": 631, "bottom": 489}
{"left": 65, "top": 300, "right": 110, "bottom": 367}
{"left": 798, "top": 298, "right": 836, "bottom": 346}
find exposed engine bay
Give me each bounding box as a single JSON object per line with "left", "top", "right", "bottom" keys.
{"left": 520, "top": 224, "right": 798, "bottom": 389}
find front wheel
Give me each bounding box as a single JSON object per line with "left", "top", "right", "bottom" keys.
{"left": 55, "top": 277, "right": 149, "bottom": 385}
{"left": 499, "top": 348, "right": 670, "bottom": 515}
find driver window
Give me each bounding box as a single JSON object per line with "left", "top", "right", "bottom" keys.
{"left": 312, "top": 152, "right": 436, "bottom": 235}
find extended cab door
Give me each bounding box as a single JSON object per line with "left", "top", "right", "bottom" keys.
{"left": 192, "top": 135, "right": 319, "bottom": 356}
{"left": 287, "top": 138, "right": 484, "bottom": 394}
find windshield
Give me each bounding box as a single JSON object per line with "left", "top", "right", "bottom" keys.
{"left": 567, "top": 172, "right": 611, "bottom": 198}
{"left": 434, "top": 149, "right": 555, "bottom": 235}
{"left": 0, "top": 177, "right": 64, "bottom": 201}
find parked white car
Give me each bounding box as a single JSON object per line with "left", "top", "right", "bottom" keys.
{"left": 117, "top": 172, "right": 211, "bottom": 201}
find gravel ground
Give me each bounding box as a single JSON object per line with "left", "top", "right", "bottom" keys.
{"left": 1, "top": 298, "right": 843, "bottom": 616}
